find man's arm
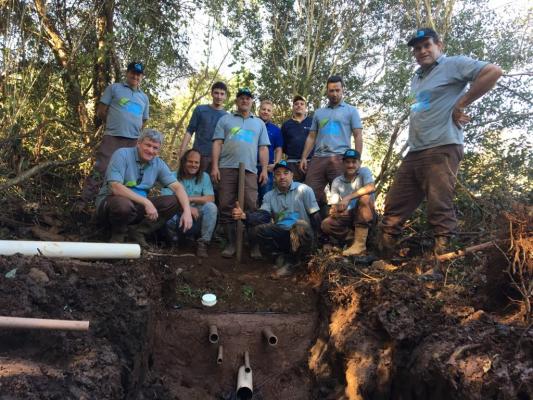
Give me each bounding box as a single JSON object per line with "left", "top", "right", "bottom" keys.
{"left": 109, "top": 182, "right": 159, "bottom": 221}
{"left": 273, "top": 146, "right": 283, "bottom": 164}
{"left": 177, "top": 132, "right": 193, "bottom": 159}
{"left": 453, "top": 64, "right": 503, "bottom": 127}
{"left": 210, "top": 139, "right": 223, "bottom": 183}
{"left": 299, "top": 130, "right": 317, "bottom": 172}
{"left": 189, "top": 194, "right": 215, "bottom": 204}
{"left": 97, "top": 103, "right": 109, "bottom": 122}
{"left": 343, "top": 182, "right": 375, "bottom": 203}
{"left": 168, "top": 181, "right": 193, "bottom": 231}
{"left": 352, "top": 128, "right": 363, "bottom": 155}
{"left": 258, "top": 145, "right": 269, "bottom": 185}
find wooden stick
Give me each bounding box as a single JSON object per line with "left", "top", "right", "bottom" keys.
{"left": 0, "top": 316, "right": 89, "bottom": 331}
{"left": 436, "top": 241, "right": 496, "bottom": 262}
{"left": 235, "top": 162, "right": 246, "bottom": 264}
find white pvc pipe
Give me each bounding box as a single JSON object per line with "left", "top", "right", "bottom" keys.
{"left": 236, "top": 365, "right": 253, "bottom": 400}
{"left": 0, "top": 240, "right": 140, "bottom": 259}
{"left": 0, "top": 316, "right": 89, "bottom": 331}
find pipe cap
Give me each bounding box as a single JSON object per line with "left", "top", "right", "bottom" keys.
{"left": 201, "top": 293, "right": 217, "bottom": 307}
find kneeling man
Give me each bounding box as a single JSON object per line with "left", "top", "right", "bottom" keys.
{"left": 232, "top": 160, "right": 321, "bottom": 278}
{"left": 95, "top": 129, "right": 193, "bottom": 246}
{"left": 321, "top": 149, "right": 375, "bottom": 256}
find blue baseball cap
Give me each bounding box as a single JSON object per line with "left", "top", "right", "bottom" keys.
{"left": 343, "top": 149, "right": 361, "bottom": 160}
{"left": 127, "top": 61, "right": 145, "bottom": 74}
{"left": 407, "top": 28, "right": 439, "bottom": 47}
{"left": 236, "top": 87, "right": 254, "bottom": 98}
{"left": 273, "top": 160, "right": 291, "bottom": 171}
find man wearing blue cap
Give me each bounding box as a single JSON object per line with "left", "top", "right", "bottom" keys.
{"left": 379, "top": 28, "right": 502, "bottom": 255}
{"left": 321, "top": 149, "right": 375, "bottom": 256}
{"left": 211, "top": 88, "right": 271, "bottom": 258}
{"left": 78, "top": 62, "right": 150, "bottom": 208}
{"left": 232, "top": 159, "right": 321, "bottom": 278}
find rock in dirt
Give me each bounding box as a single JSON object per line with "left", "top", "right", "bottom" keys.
{"left": 28, "top": 267, "right": 49, "bottom": 284}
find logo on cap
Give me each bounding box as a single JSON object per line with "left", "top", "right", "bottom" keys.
{"left": 343, "top": 149, "right": 361, "bottom": 159}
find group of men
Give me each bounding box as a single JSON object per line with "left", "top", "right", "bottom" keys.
{"left": 79, "top": 28, "right": 502, "bottom": 277}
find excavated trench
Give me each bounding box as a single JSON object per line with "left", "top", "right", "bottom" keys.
{"left": 0, "top": 247, "right": 531, "bottom": 400}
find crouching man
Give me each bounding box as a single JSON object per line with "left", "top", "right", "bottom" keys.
{"left": 95, "top": 129, "right": 193, "bottom": 246}
{"left": 232, "top": 160, "right": 321, "bottom": 278}
{"left": 162, "top": 149, "right": 217, "bottom": 257}
{"left": 321, "top": 149, "right": 375, "bottom": 256}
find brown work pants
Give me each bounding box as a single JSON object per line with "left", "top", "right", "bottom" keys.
{"left": 321, "top": 194, "right": 375, "bottom": 240}
{"left": 305, "top": 155, "right": 344, "bottom": 206}
{"left": 381, "top": 144, "right": 464, "bottom": 237}
{"left": 96, "top": 195, "right": 179, "bottom": 230}
{"left": 81, "top": 135, "right": 137, "bottom": 202}
{"left": 218, "top": 168, "right": 258, "bottom": 224}
{"left": 287, "top": 161, "right": 306, "bottom": 183}
{"left": 200, "top": 155, "right": 212, "bottom": 174}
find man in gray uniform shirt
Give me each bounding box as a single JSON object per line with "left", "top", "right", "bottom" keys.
{"left": 379, "top": 28, "right": 502, "bottom": 255}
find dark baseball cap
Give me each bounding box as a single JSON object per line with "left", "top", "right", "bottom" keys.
{"left": 127, "top": 62, "right": 145, "bottom": 74}
{"left": 292, "top": 95, "right": 307, "bottom": 103}
{"left": 343, "top": 149, "right": 361, "bottom": 160}
{"left": 273, "top": 160, "right": 291, "bottom": 172}
{"left": 407, "top": 28, "right": 440, "bottom": 47}
{"left": 236, "top": 87, "right": 253, "bottom": 98}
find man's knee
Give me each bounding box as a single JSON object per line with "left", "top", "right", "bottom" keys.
{"left": 202, "top": 201, "right": 218, "bottom": 217}
{"left": 107, "top": 196, "right": 135, "bottom": 218}
{"left": 321, "top": 218, "right": 334, "bottom": 234}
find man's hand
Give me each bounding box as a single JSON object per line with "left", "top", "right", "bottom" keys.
{"left": 191, "top": 207, "right": 200, "bottom": 220}
{"left": 144, "top": 200, "right": 159, "bottom": 221}
{"left": 452, "top": 106, "right": 471, "bottom": 129}
{"left": 258, "top": 168, "right": 268, "bottom": 186}
{"left": 299, "top": 158, "right": 308, "bottom": 173}
{"left": 179, "top": 209, "right": 193, "bottom": 232}
{"left": 211, "top": 166, "right": 221, "bottom": 184}
{"left": 338, "top": 197, "right": 351, "bottom": 212}
{"left": 232, "top": 201, "right": 246, "bottom": 221}
{"left": 266, "top": 163, "right": 275, "bottom": 173}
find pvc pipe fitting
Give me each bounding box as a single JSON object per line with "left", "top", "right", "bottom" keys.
{"left": 262, "top": 326, "right": 278, "bottom": 346}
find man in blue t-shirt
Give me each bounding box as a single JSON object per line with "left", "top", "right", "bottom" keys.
{"left": 95, "top": 129, "right": 192, "bottom": 246}
{"left": 257, "top": 99, "right": 283, "bottom": 206}
{"left": 163, "top": 149, "right": 217, "bottom": 258}
{"left": 379, "top": 28, "right": 502, "bottom": 256}
{"left": 78, "top": 62, "right": 150, "bottom": 207}
{"left": 177, "top": 81, "right": 228, "bottom": 173}
{"left": 281, "top": 95, "right": 313, "bottom": 182}
{"left": 321, "top": 149, "right": 375, "bottom": 256}
{"left": 299, "top": 75, "right": 363, "bottom": 207}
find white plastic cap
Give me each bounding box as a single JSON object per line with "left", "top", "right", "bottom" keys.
{"left": 201, "top": 293, "right": 217, "bottom": 307}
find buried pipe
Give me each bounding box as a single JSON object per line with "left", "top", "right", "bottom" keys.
{"left": 262, "top": 326, "right": 278, "bottom": 346}
{"left": 0, "top": 316, "right": 89, "bottom": 331}
{"left": 209, "top": 325, "right": 219, "bottom": 344}
{"left": 217, "top": 345, "right": 224, "bottom": 365}
{"left": 0, "top": 240, "right": 140, "bottom": 259}
{"left": 236, "top": 364, "right": 253, "bottom": 400}
{"left": 244, "top": 351, "right": 251, "bottom": 373}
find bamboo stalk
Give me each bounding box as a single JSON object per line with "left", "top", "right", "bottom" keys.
{"left": 0, "top": 316, "right": 89, "bottom": 331}
{"left": 235, "top": 162, "right": 245, "bottom": 264}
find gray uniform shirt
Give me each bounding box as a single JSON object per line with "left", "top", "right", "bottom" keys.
{"left": 95, "top": 147, "right": 176, "bottom": 208}
{"left": 213, "top": 112, "right": 270, "bottom": 174}
{"left": 260, "top": 182, "right": 320, "bottom": 229}
{"left": 100, "top": 83, "right": 149, "bottom": 139}
{"left": 329, "top": 167, "right": 374, "bottom": 210}
{"left": 310, "top": 101, "right": 363, "bottom": 157}
{"left": 187, "top": 104, "right": 228, "bottom": 156}
{"left": 409, "top": 55, "right": 488, "bottom": 151}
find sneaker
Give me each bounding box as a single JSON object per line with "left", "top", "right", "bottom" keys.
{"left": 271, "top": 264, "right": 294, "bottom": 279}
{"left": 196, "top": 241, "right": 208, "bottom": 258}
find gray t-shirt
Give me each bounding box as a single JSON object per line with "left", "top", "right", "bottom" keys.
{"left": 213, "top": 113, "right": 271, "bottom": 174}
{"left": 100, "top": 83, "right": 149, "bottom": 139}
{"left": 260, "top": 182, "right": 320, "bottom": 229}
{"left": 187, "top": 104, "right": 228, "bottom": 156}
{"left": 310, "top": 101, "right": 363, "bottom": 157}
{"left": 329, "top": 167, "right": 374, "bottom": 210}
{"left": 95, "top": 147, "right": 176, "bottom": 208}
{"left": 409, "top": 55, "right": 488, "bottom": 151}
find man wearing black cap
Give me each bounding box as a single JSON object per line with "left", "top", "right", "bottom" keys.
{"left": 281, "top": 95, "right": 313, "bottom": 182}
{"left": 77, "top": 62, "right": 150, "bottom": 207}
{"left": 379, "top": 28, "right": 502, "bottom": 255}
{"left": 321, "top": 149, "right": 375, "bottom": 256}
{"left": 211, "top": 88, "right": 271, "bottom": 258}
{"left": 232, "top": 159, "right": 320, "bottom": 278}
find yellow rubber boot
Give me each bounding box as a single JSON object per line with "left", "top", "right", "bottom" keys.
{"left": 342, "top": 226, "right": 368, "bottom": 256}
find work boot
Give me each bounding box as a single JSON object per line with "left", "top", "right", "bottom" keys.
{"left": 433, "top": 236, "right": 450, "bottom": 256}
{"left": 196, "top": 240, "right": 208, "bottom": 258}
{"left": 271, "top": 256, "right": 296, "bottom": 279}
{"left": 378, "top": 230, "right": 397, "bottom": 258}
{"left": 109, "top": 226, "right": 128, "bottom": 243}
{"left": 342, "top": 226, "right": 368, "bottom": 256}
{"left": 250, "top": 243, "right": 263, "bottom": 260}
{"left": 221, "top": 223, "right": 236, "bottom": 258}
{"left": 129, "top": 219, "right": 166, "bottom": 248}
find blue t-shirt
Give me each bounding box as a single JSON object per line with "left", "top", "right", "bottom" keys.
{"left": 281, "top": 116, "right": 313, "bottom": 160}
{"left": 100, "top": 83, "right": 149, "bottom": 139}
{"left": 409, "top": 55, "right": 488, "bottom": 151}
{"left": 310, "top": 102, "right": 362, "bottom": 157}
{"left": 187, "top": 104, "right": 228, "bottom": 156}
{"left": 257, "top": 121, "right": 283, "bottom": 165}
{"left": 161, "top": 172, "right": 214, "bottom": 206}
{"left": 213, "top": 113, "right": 271, "bottom": 174}
{"left": 95, "top": 147, "right": 176, "bottom": 208}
